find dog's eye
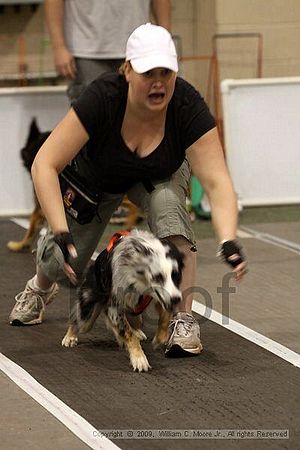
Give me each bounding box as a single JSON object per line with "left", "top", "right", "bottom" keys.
{"left": 152, "top": 273, "right": 165, "bottom": 284}
{"left": 171, "top": 270, "right": 182, "bottom": 287}
{"left": 137, "top": 270, "right": 144, "bottom": 276}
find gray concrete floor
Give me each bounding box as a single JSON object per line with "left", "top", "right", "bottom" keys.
{"left": 0, "top": 372, "right": 91, "bottom": 450}
{"left": 1, "top": 211, "right": 299, "bottom": 450}
{"left": 194, "top": 232, "right": 300, "bottom": 353}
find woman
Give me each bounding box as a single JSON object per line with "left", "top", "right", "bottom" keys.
{"left": 9, "top": 24, "right": 247, "bottom": 357}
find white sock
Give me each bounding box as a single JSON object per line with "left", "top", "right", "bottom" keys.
{"left": 29, "top": 275, "right": 54, "bottom": 293}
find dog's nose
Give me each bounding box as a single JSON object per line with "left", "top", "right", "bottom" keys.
{"left": 171, "top": 296, "right": 181, "bottom": 305}
{"left": 165, "top": 296, "right": 181, "bottom": 312}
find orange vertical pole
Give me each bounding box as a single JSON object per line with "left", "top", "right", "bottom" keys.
{"left": 18, "top": 33, "right": 27, "bottom": 86}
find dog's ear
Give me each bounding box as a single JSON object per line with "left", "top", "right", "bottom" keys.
{"left": 26, "top": 118, "right": 40, "bottom": 144}
{"left": 161, "top": 239, "right": 185, "bottom": 264}
{"left": 131, "top": 239, "right": 153, "bottom": 257}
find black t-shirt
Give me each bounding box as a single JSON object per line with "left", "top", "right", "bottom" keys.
{"left": 72, "top": 73, "right": 215, "bottom": 194}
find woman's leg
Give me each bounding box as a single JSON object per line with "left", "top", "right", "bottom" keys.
{"left": 9, "top": 192, "right": 123, "bottom": 325}
{"left": 128, "top": 159, "right": 197, "bottom": 310}
{"left": 128, "top": 159, "right": 202, "bottom": 356}
{"left": 35, "top": 192, "right": 124, "bottom": 286}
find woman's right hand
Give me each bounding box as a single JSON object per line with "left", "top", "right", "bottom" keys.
{"left": 53, "top": 46, "right": 76, "bottom": 79}
{"left": 54, "top": 231, "right": 78, "bottom": 284}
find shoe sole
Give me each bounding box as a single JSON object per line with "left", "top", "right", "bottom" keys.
{"left": 9, "top": 308, "right": 45, "bottom": 326}
{"left": 10, "top": 318, "right": 43, "bottom": 326}
{"left": 165, "top": 344, "right": 203, "bottom": 358}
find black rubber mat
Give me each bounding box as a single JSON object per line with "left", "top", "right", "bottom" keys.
{"left": 1, "top": 220, "right": 299, "bottom": 450}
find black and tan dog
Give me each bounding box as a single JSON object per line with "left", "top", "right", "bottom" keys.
{"left": 62, "top": 230, "right": 184, "bottom": 372}
{"left": 7, "top": 119, "right": 49, "bottom": 252}
{"left": 7, "top": 119, "right": 142, "bottom": 252}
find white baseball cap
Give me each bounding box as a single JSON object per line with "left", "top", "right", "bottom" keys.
{"left": 125, "top": 23, "right": 178, "bottom": 74}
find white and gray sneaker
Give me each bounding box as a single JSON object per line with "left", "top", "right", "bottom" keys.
{"left": 9, "top": 279, "right": 59, "bottom": 326}
{"left": 165, "top": 312, "right": 203, "bottom": 357}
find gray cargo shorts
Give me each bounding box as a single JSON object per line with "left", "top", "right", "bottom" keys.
{"left": 36, "top": 158, "right": 196, "bottom": 284}
{"left": 67, "top": 58, "right": 123, "bottom": 102}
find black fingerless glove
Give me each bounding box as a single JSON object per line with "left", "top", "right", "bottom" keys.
{"left": 217, "top": 240, "right": 245, "bottom": 268}
{"left": 54, "top": 231, "right": 75, "bottom": 263}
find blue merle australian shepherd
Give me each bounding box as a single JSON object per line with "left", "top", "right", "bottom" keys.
{"left": 62, "top": 230, "right": 184, "bottom": 372}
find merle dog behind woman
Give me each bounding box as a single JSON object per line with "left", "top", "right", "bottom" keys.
{"left": 9, "top": 24, "right": 247, "bottom": 358}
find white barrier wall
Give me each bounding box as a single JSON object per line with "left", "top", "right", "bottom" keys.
{"left": 0, "top": 86, "right": 69, "bottom": 215}
{"left": 221, "top": 77, "right": 300, "bottom": 206}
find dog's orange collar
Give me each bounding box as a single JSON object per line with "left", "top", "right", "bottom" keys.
{"left": 106, "top": 231, "right": 153, "bottom": 316}
{"left": 106, "top": 230, "right": 130, "bottom": 253}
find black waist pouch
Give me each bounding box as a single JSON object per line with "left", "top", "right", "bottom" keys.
{"left": 59, "top": 166, "right": 100, "bottom": 225}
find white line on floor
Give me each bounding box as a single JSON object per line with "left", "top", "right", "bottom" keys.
{"left": 239, "top": 225, "right": 300, "bottom": 254}
{"left": 10, "top": 217, "right": 30, "bottom": 229}
{"left": 192, "top": 301, "right": 300, "bottom": 368}
{"left": 0, "top": 353, "right": 120, "bottom": 450}
{"left": 236, "top": 228, "right": 253, "bottom": 239}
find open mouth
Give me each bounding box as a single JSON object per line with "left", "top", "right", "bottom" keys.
{"left": 148, "top": 92, "right": 165, "bottom": 101}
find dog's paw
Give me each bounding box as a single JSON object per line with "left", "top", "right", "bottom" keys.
{"left": 132, "top": 329, "right": 147, "bottom": 341}
{"left": 130, "top": 353, "right": 151, "bottom": 372}
{"left": 61, "top": 334, "right": 78, "bottom": 348}
{"left": 152, "top": 332, "right": 169, "bottom": 349}
{"left": 7, "top": 240, "right": 29, "bottom": 252}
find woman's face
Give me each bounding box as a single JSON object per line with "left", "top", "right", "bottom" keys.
{"left": 125, "top": 64, "right": 177, "bottom": 113}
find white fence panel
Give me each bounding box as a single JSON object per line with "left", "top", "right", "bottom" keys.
{"left": 221, "top": 77, "right": 300, "bottom": 206}
{"left": 0, "top": 86, "right": 68, "bottom": 215}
